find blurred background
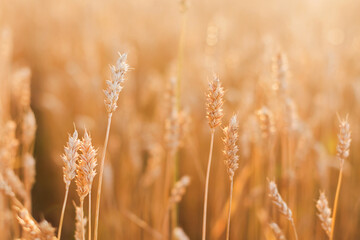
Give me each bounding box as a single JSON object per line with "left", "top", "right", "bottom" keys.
{"left": 1, "top": 0, "right": 360, "bottom": 239}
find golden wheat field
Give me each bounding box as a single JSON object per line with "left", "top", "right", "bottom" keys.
{"left": 1, "top": 0, "right": 360, "bottom": 239}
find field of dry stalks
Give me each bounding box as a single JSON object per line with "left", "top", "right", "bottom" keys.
{"left": 1, "top": 0, "right": 360, "bottom": 239}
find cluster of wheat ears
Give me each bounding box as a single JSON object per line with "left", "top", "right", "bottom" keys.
{"left": 0, "top": 46, "right": 353, "bottom": 240}
{"left": 2, "top": 0, "right": 360, "bottom": 239}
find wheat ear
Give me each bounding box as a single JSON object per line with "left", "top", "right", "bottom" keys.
{"left": 330, "top": 115, "right": 351, "bottom": 240}
{"left": 58, "top": 128, "right": 80, "bottom": 240}
{"left": 173, "top": 227, "right": 190, "bottom": 240}
{"left": 223, "top": 115, "right": 239, "bottom": 240}
{"left": 76, "top": 129, "right": 97, "bottom": 240}
{"left": 94, "top": 52, "right": 129, "bottom": 240}
{"left": 316, "top": 191, "right": 332, "bottom": 237}
{"left": 38, "top": 220, "right": 57, "bottom": 239}
{"left": 164, "top": 77, "right": 180, "bottom": 204}
{"left": 163, "top": 176, "right": 191, "bottom": 240}
{"left": 202, "top": 75, "right": 224, "bottom": 240}
{"left": 4, "top": 172, "right": 56, "bottom": 240}
{"left": 269, "top": 222, "right": 286, "bottom": 240}
{"left": 80, "top": 130, "right": 98, "bottom": 240}
{"left": 268, "top": 180, "right": 298, "bottom": 240}
{"left": 22, "top": 109, "right": 37, "bottom": 211}
{"left": 74, "top": 201, "right": 87, "bottom": 240}
{"left": 256, "top": 106, "right": 276, "bottom": 139}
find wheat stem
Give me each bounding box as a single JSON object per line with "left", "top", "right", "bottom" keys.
{"left": 94, "top": 114, "right": 112, "bottom": 240}
{"left": 80, "top": 198, "right": 85, "bottom": 240}
{"left": 88, "top": 191, "right": 92, "bottom": 240}
{"left": 163, "top": 151, "right": 172, "bottom": 204}
{"left": 162, "top": 206, "right": 171, "bottom": 240}
{"left": 226, "top": 179, "right": 234, "bottom": 240}
{"left": 330, "top": 166, "right": 343, "bottom": 240}
{"left": 291, "top": 219, "right": 298, "bottom": 240}
{"left": 202, "top": 128, "right": 215, "bottom": 240}
{"left": 57, "top": 185, "right": 70, "bottom": 240}
{"left": 176, "top": 9, "right": 187, "bottom": 110}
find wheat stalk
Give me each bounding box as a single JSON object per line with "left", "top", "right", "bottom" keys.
{"left": 316, "top": 191, "right": 332, "bottom": 237}
{"left": 80, "top": 130, "right": 97, "bottom": 240}
{"left": 76, "top": 129, "right": 97, "bottom": 240}
{"left": 330, "top": 115, "right": 351, "bottom": 240}
{"left": 94, "top": 52, "right": 129, "bottom": 240}
{"left": 223, "top": 115, "right": 239, "bottom": 240}
{"left": 58, "top": 128, "right": 80, "bottom": 240}
{"left": 202, "top": 75, "right": 224, "bottom": 240}
{"left": 268, "top": 180, "right": 298, "bottom": 240}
